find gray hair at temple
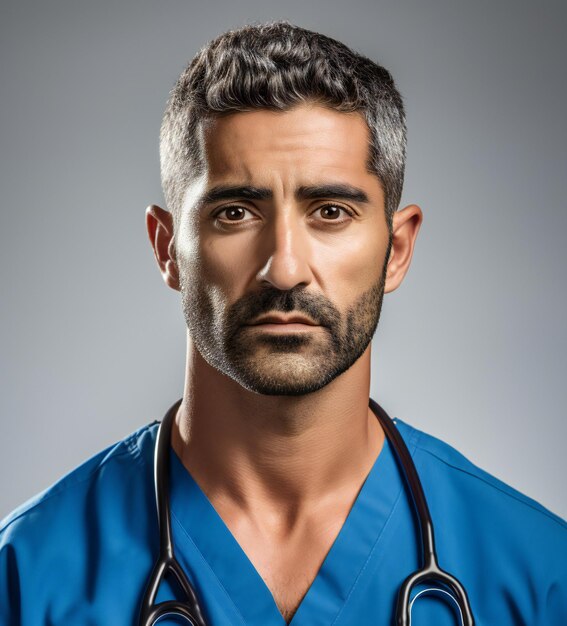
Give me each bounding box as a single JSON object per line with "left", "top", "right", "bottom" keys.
{"left": 160, "top": 21, "right": 406, "bottom": 233}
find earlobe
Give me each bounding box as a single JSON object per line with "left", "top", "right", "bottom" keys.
{"left": 145, "top": 204, "right": 181, "bottom": 292}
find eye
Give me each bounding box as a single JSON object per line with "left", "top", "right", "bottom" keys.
{"left": 213, "top": 205, "right": 256, "bottom": 224}
{"left": 312, "top": 203, "right": 355, "bottom": 224}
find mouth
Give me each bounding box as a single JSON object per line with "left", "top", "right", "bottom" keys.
{"left": 245, "top": 321, "right": 321, "bottom": 333}
{"left": 248, "top": 313, "right": 319, "bottom": 326}
{"left": 245, "top": 312, "right": 322, "bottom": 333}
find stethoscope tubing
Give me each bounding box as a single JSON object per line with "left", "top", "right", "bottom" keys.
{"left": 139, "top": 397, "right": 475, "bottom": 626}
{"left": 139, "top": 397, "right": 207, "bottom": 626}
{"left": 369, "top": 398, "right": 474, "bottom": 625}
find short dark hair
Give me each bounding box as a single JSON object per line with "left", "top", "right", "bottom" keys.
{"left": 160, "top": 21, "right": 406, "bottom": 232}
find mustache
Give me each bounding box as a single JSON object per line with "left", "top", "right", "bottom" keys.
{"left": 228, "top": 286, "right": 340, "bottom": 330}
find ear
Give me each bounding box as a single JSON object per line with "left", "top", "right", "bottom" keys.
{"left": 384, "top": 204, "right": 423, "bottom": 294}
{"left": 145, "top": 204, "right": 180, "bottom": 291}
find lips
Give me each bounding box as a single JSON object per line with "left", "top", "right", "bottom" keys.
{"left": 249, "top": 314, "right": 318, "bottom": 326}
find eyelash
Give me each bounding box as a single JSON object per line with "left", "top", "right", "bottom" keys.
{"left": 213, "top": 203, "right": 355, "bottom": 226}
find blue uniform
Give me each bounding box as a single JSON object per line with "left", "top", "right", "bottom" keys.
{"left": 1, "top": 413, "right": 566, "bottom": 625}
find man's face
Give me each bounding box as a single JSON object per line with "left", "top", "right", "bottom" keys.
{"left": 175, "top": 103, "right": 392, "bottom": 396}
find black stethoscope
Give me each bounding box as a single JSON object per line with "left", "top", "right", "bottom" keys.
{"left": 139, "top": 397, "right": 475, "bottom": 625}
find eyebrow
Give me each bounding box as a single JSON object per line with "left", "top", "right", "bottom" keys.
{"left": 198, "top": 183, "right": 370, "bottom": 206}
{"left": 297, "top": 184, "right": 369, "bottom": 203}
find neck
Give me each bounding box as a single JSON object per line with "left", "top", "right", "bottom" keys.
{"left": 171, "top": 332, "right": 385, "bottom": 528}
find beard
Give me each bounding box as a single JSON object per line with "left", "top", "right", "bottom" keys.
{"left": 179, "top": 244, "right": 390, "bottom": 397}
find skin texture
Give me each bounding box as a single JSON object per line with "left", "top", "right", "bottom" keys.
{"left": 146, "top": 103, "right": 422, "bottom": 622}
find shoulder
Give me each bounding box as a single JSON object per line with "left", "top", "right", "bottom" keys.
{"left": 0, "top": 421, "right": 159, "bottom": 539}
{"left": 0, "top": 422, "right": 160, "bottom": 622}
{"left": 394, "top": 418, "right": 567, "bottom": 620}
{"left": 395, "top": 417, "right": 567, "bottom": 583}
{"left": 396, "top": 417, "right": 566, "bottom": 528}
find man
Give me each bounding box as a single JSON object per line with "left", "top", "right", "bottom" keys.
{"left": 1, "top": 21, "right": 566, "bottom": 626}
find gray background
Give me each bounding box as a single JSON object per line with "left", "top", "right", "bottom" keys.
{"left": 1, "top": 0, "right": 566, "bottom": 521}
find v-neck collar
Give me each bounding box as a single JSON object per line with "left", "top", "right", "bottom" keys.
{"left": 167, "top": 414, "right": 418, "bottom": 626}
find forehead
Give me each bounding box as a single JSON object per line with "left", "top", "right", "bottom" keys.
{"left": 200, "top": 104, "right": 376, "bottom": 188}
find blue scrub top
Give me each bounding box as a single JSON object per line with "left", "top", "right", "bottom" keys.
{"left": 1, "top": 410, "right": 566, "bottom": 625}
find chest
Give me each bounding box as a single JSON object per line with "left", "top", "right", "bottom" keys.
{"left": 245, "top": 534, "right": 335, "bottom": 623}
{"left": 226, "top": 512, "right": 347, "bottom": 623}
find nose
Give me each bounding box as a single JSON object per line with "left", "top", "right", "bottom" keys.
{"left": 255, "top": 209, "right": 313, "bottom": 291}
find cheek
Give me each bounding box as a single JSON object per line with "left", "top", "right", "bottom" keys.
{"left": 199, "top": 237, "right": 246, "bottom": 291}
{"left": 178, "top": 236, "right": 248, "bottom": 317}
{"left": 318, "top": 230, "right": 388, "bottom": 300}
{"left": 176, "top": 218, "right": 235, "bottom": 282}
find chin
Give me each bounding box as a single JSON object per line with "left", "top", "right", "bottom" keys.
{"left": 227, "top": 358, "right": 345, "bottom": 397}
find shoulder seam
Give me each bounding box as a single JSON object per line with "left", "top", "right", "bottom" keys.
{"left": 125, "top": 426, "right": 147, "bottom": 468}
{"left": 417, "top": 445, "right": 567, "bottom": 530}
{"left": 0, "top": 424, "right": 154, "bottom": 534}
